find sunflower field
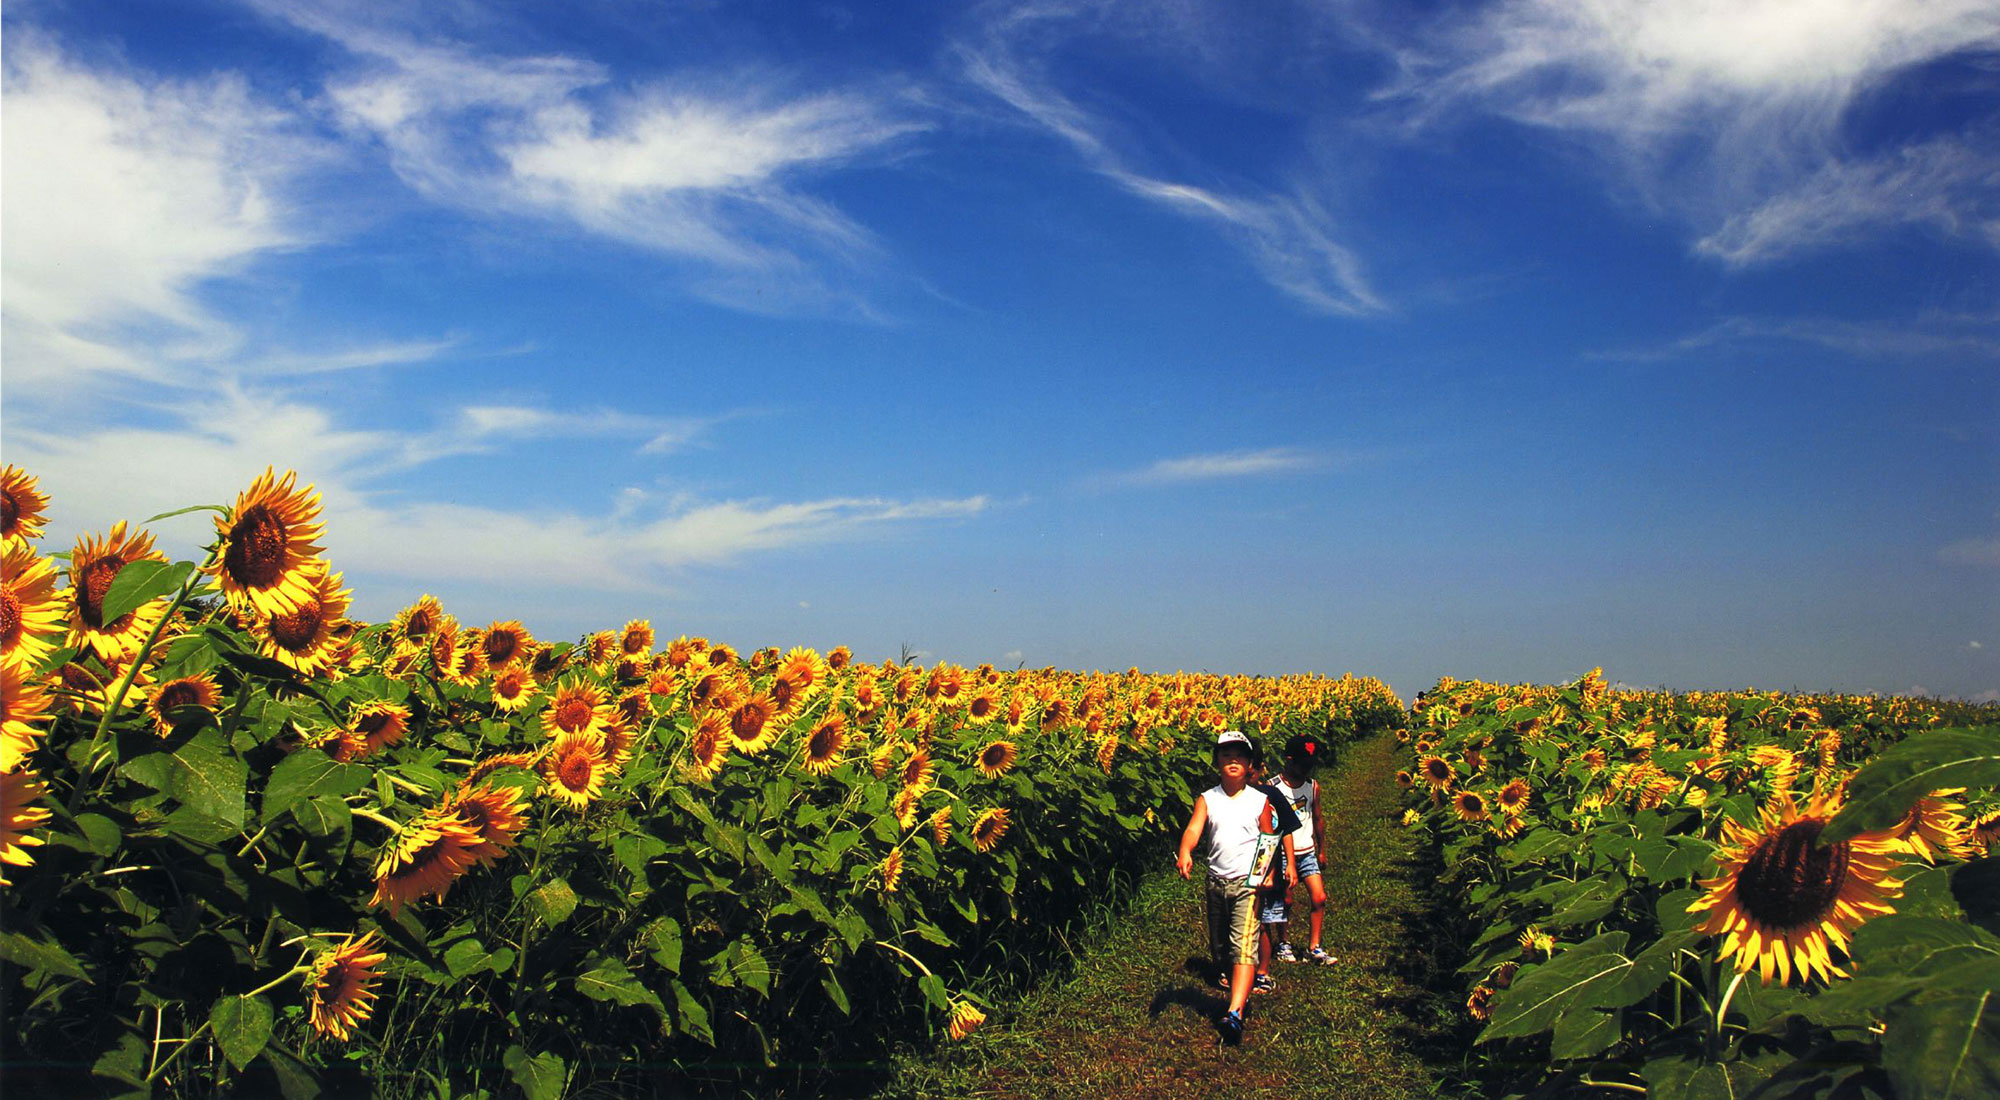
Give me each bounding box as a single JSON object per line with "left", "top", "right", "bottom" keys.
{"left": 1399, "top": 669, "right": 2000, "bottom": 1100}
{"left": 0, "top": 465, "right": 1404, "bottom": 1098}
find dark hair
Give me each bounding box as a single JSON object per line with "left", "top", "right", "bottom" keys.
{"left": 1283, "top": 734, "right": 1323, "bottom": 769}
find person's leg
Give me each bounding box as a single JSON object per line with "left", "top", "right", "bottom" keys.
{"left": 1205, "top": 879, "right": 1229, "bottom": 982}
{"left": 1226, "top": 884, "right": 1258, "bottom": 1013}
{"left": 1306, "top": 873, "right": 1328, "bottom": 950}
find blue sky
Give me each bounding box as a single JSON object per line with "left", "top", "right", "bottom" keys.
{"left": 5, "top": 0, "right": 1998, "bottom": 701}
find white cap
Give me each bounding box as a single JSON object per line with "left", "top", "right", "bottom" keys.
{"left": 1214, "top": 729, "right": 1252, "bottom": 752}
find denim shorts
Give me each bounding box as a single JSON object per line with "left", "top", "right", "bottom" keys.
{"left": 1294, "top": 849, "right": 1321, "bottom": 879}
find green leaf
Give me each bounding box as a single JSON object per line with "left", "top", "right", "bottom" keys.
{"left": 1855, "top": 916, "right": 2000, "bottom": 978}
{"left": 123, "top": 729, "right": 247, "bottom": 828}
{"left": 70, "top": 812, "right": 123, "bottom": 855}
{"left": 1824, "top": 728, "right": 2000, "bottom": 844}
{"left": 444, "top": 939, "right": 496, "bottom": 978}
{"left": 643, "top": 917, "right": 683, "bottom": 974}
{"left": 822, "top": 971, "right": 851, "bottom": 1015}
{"left": 574, "top": 956, "right": 667, "bottom": 1019}
{"left": 1882, "top": 991, "right": 2000, "bottom": 1100}
{"left": 209, "top": 995, "right": 273, "bottom": 1072}
{"left": 100, "top": 560, "right": 196, "bottom": 626}
{"left": 1544, "top": 873, "right": 1626, "bottom": 929}
{"left": 1643, "top": 1055, "right": 1776, "bottom": 1100}
{"left": 730, "top": 940, "right": 773, "bottom": 998}
{"left": 502, "top": 1046, "right": 568, "bottom": 1100}
{"left": 1550, "top": 1006, "right": 1619, "bottom": 1060}
{"left": 142, "top": 503, "right": 229, "bottom": 524}
{"left": 671, "top": 981, "right": 714, "bottom": 1045}
{"left": 1, "top": 930, "right": 91, "bottom": 981}
{"left": 291, "top": 795, "right": 352, "bottom": 840}
{"left": 259, "top": 1042, "right": 321, "bottom": 1100}
{"left": 262, "top": 751, "right": 371, "bottom": 823}
{"left": 524, "top": 879, "right": 578, "bottom": 928}
{"left": 90, "top": 1032, "right": 150, "bottom": 1092}
{"left": 918, "top": 972, "right": 951, "bottom": 1013}
{"left": 1478, "top": 932, "right": 1638, "bottom": 1043}
{"left": 613, "top": 833, "right": 668, "bottom": 880}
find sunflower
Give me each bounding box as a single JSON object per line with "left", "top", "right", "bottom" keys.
{"left": 930, "top": 806, "right": 954, "bottom": 846}
{"left": 542, "top": 733, "right": 612, "bottom": 810}
{"left": 211, "top": 468, "right": 327, "bottom": 617}
{"left": 388, "top": 595, "right": 447, "bottom": 650}
{"left": 307, "top": 931, "right": 388, "bottom": 1041}
{"left": 1401, "top": 808, "right": 1421, "bottom": 827}
{"left": 894, "top": 785, "right": 923, "bottom": 828}
{"left": 826, "top": 645, "right": 852, "bottom": 671}
{"left": 146, "top": 672, "right": 223, "bottom": 738}
{"left": 901, "top": 748, "right": 936, "bottom": 794}
{"left": 443, "top": 634, "right": 489, "bottom": 686}
{"left": 1518, "top": 926, "right": 1555, "bottom": 958}
{"left": 66, "top": 523, "right": 170, "bottom": 663}
{"left": 663, "top": 635, "right": 700, "bottom": 668}
{"left": 769, "top": 647, "right": 824, "bottom": 717}
{"left": 1418, "top": 754, "right": 1454, "bottom": 790}
{"left": 878, "top": 849, "right": 905, "bottom": 893}
{"left": 1490, "top": 812, "right": 1527, "bottom": 839}
{"left": 1581, "top": 748, "right": 1608, "bottom": 773}
{"left": 1454, "top": 790, "right": 1490, "bottom": 823}
{"left": 475, "top": 620, "right": 532, "bottom": 668}
{"left": 1490, "top": 960, "right": 1520, "bottom": 989}
{"left": 1747, "top": 744, "right": 1800, "bottom": 796}
{"left": 2, "top": 663, "right": 55, "bottom": 771}
{"left": 1972, "top": 810, "right": 2000, "bottom": 853}
{"left": 442, "top": 783, "right": 529, "bottom": 866}
{"left": 869, "top": 739, "right": 899, "bottom": 779}
{"left": 1004, "top": 693, "right": 1029, "bottom": 734}
{"left": 1, "top": 467, "right": 51, "bottom": 553}
{"left": 370, "top": 813, "right": 484, "bottom": 913}
{"left": 1, "top": 769, "right": 52, "bottom": 883}
{"left": 977, "top": 740, "right": 1017, "bottom": 779}
{"left": 465, "top": 749, "right": 545, "bottom": 785}
{"left": 250, "top": 567, "right": 352, "bottom": 678}
{"left": 581, "top": 630, "right": 618, "bottom": 668}
{"left": 1096, "top": 735, "right": 1120, "bottom": 774}
{"left": 1687, "top": 790, "right": 1904, "bottom": 985}
{"left": 728, "top": 693, "right": 779, "bottom": 755}
{"left": 971, "top": 808, "right": 1011, "bottom": 852}
{"left": 1039, "top": 698, "right": 1070, "bottom": 731}
{"left": 349, "top": 700, "right": 413, "bottom": 757}
{"left": 1882, "top": 790, "right": 1976, "bottom": 863}
{"left": 541, "top": 680, "right": 609, "bottom": 739}
{"left": 490, "top": 666, "right": 539, "bottom": 712}
{"left": 617, "top": 619, "right": 655, "bottom": 657}
{"left": 801, "top": 713, "right": 848, "bottom": 776}
{"left": 685, "top": 714, "right": 729, "bottom": 781}
{"left": 1465, "top": 984, "right": 1496, "bottom": 1021}
{"left": 948, "top": 1000, "right": 987, "bottom": 1041}
{"left": 2, "top": 545, "right": 65, "bottom": 672}
{"left": 1496, "top": 778, "right": 1531, "bottom": 815}
{"left": 56, "top": 655, "right": 150, "bottom": 716}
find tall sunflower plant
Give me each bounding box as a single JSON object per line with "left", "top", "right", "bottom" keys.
{"left": 1399, "top": 670, "right": 2000, "bottom": 1100}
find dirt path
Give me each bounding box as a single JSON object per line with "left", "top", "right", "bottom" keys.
{"left": 880, "top": 734, "right": 1451, "bottom": 1100}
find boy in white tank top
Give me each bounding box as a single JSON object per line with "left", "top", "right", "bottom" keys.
{"left": 1176, "top": 730, "right": 1287, "bottom": 1045}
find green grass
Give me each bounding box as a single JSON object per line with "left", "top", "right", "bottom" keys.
{"left": 876, "top": 735, "right": 1468, "bottom": 1100}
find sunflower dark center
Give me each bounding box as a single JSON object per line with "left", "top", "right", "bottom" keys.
{"left": 552, "top": 698, "right": 594, "bottom": 731}
{"left": 1737, "top": 819, "right": 1849, "bottom": 930}
{"left": 0, "top": 586, "right": 20, "bottom": 643}
{"left": 269, "top": 602, "right": 325, "bottom": 649}
{"left": 731, "top": 703, "right": 769, "bottom": 741}
{"left": 558, "top": 752, "right": 593, "bottom": 790}
{"left": 809, "top": 726, "right": 841, "bottom": 759}
{"left": 1, "top": 490, "right": 18, "bottom": 533}
{"left": 356, "top": 712, "right": 391, "bottom": 737}
{"left": 770, "top": 677, "right": 796, "bottom": 709}
{"left": 78, "top": 554, "right": 133, "bottom": 629}
{"left": 484, "top": 632, "right": 519, "bottom": 663}
{"left": 157, "top": 682, "right": 201, "bottom": 709}
{"left": 224, "top": 505, "right": 289, "bottom": 588}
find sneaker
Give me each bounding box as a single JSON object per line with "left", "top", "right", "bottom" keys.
{"left": 1273, "top": 942, "right": 1298, "bottom": 964}
{"left": 1308, "top": 945, "right": 1338, "bottom": 966}
{"left": 1220, "top": 1009, "right": 1244, "bottom": 1045}
{"left": 1251, "top": 973, "right": 1278, "bottom": 995}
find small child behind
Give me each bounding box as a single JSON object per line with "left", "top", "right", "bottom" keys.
{"left": 1269, "top": 734, "right": 1336, "bottom": 966}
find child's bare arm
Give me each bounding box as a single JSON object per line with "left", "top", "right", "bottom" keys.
{"left": 1177, "top": 798, "right": 1208, "bottom": 878}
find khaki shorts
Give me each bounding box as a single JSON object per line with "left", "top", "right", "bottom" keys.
{"left": 1205, "top": 874, "right": 1259, "bottom": 967}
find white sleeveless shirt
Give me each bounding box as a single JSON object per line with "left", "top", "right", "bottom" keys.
{"left": 1271, "top": 775, "right": 1317, "bottom": 854}
{"left": 1200, "top": 785, "right": 1272, "bottom": 880}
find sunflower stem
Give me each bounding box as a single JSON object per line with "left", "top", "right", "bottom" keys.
{"left": 1576, "top": 1080, "right": 1646, "bottom": 1094}
{"left": 1714, "top": 969, "right": 1748, "bottom": 1047}
{"left": 872, "top": 939, "right": 934, "bottom": 978}
{"left": 74, "top": 552, "right": 216, "bottom": 811}
{"left": 352, "top": 807, "right": 403, "bottom": 832}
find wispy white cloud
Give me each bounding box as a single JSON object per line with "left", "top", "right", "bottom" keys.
{"left": 1098, "top": 446, "right": 1328, "bottom": 488}
{"left": 1385, "top": 0, "right": 2000, "bottom": 264}
{"left": 956, "top": 4, "right": 1385, "bottom": 315}
{"left": 1595, "top": 308, "right": 2000, "bottom": 362}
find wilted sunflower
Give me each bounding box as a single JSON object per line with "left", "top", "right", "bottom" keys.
{"left": 894, "top": 785, "right": 924, "bottom": 828}
{"left": 1881, "top": 790, "right": 1976, "bottom": 863}
{"left": 370, "top": 813, "right": 484, "bottom": 913}
{"left": 250, "top": 567, "right": 351, "bottom": 677}
{"left": 1465, "top": 984, "right": 1496, "bottom": 1021}
{"left": 542, "top": 733, "right": 612, "bottom": 810}
{"left": 441, "top": 783, "right": 529, "bottom": 866}
{"left": 2, "top": 663, "right": 54, "bottom": 771}
{"left": 0, "top": 467, "right": 50, "bottom": 552}
{"left": 728, "top": 693, "right": 779, "bottom": 755}
{"left": 971, "top": 807, "right": 1011, "bottom": 852}
{"left": 1454, "top": 790, "right": 1490, "bottom": 823}
{"left": 490, "top": 666, "right": 539, "bottom": 712}
{"left": 307, "top": 931, "right": 388, "bottom": 1041}
{"left": 685, "top": 714, "right": 729, "bottom": 781}
{"left": 1418, "top": 754, "right": 1454, "bottom": 790}
{"left": 542, "top": 680, "right": 609, "bottom": 739}
{"left": 878, "top": 849, "right": 905, "bottom": 893}
{"left": 146, "top": 672, "right": 223, "bottom": 738}
{"left": 977, "top": 740, "right": 1017, "bottom": 779}
{"left": 1518, "top": 926, "right": 1555, "bottom": 958}
{"left": 212, "top": 468, "right": 327, "bottom": 617}
{"left": 948, "top": 1000, "right": 987, "bottom": 1041}
{"left": 66, "top": 523, "right": 169, "bottom": 662}
{"left": 351, "top": 701, "right": 413, "bottom": 756}
{"left": 2, "top": 545, "right": 65, "bottom": 672}
{"left": 1687, "top": 790, "right": 1904, "bottom": 985}
{"left": 1, "top": 769, "right": 52, "bottom": 884}
{"left": 802, "top": 713, "right": 848, "bottom": 776}
{"left": 931, "top": 806, "right": 954, "bottom": 846}
{"left": 1496, "top": 778, "right": 1531, "bottom": 815}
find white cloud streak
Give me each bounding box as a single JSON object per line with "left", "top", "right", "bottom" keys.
{"left": 957, "top": 5, "right": 1386, "bottom": 315}
{"left": 1596, "top": 309, "right": 2000, "bottom": 362}
{"left": 1387, "top": 0, "right": 2000, "bottom": 264}
{"left": 1103, "top": 446, "right": 1326, "bottom": 487}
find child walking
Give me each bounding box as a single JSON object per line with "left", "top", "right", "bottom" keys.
{"left": 1177, "top": 730, "right": 1286, "bottom": 1045}
{"left": 1269, "top": 734, "right": 1336, "bottom": 966}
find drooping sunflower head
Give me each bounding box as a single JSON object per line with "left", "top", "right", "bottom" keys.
{"left": 2, "top": 545, "right": 65, "bottom": 672}
{"left": 307, "top": 931, "right": 389, "bottom": 1041}
{"left": 1096, "top": 735, "right": 1120, "bottom": 774}
{"left": 1465, "top": 984, "right": 1496, "bottom": 1021}
{"left": 67, "top": 523, "right": 169, "bottom": 663}
{"left": 251, "top": 567, "right": 352, "bottom": 678}
{"left": 1687, "top": 790, "right": 1904, "bottom": 985}
{"left": 894, "top": 785, "right": 924, "bottom": 828}
{"left": 352, "top": 701, "right": 413, "bottom": 756}
{"left": 146, "top": 672, "right": 224, "bottom": 738}
{"left": 442, "top": 783, "right": 529, "bottom": 866}
{"left": 1489, "top": 811, "right": 1527, "bottom": 839}
{"left": 1518, "top": 926, "right": 1555, "bottom": 958}
{"left": 879, "top": 849, "right": 905, "bottom": 893}
{"left": 582, "top": 630, "right": 619, "bottom": 668}
{"left": 370, "top": 814, "right": 483, "bottom": 913}
{"left": 972, "top": 807, "right": 1011, "bottom": 852}
{"left": 212, "top": 468, "right": 327, "bottom": 617}
{"left": 542, "top": 733, "right": 611, "bottom": 810}
{"left": 930, "top": 806, "right": 954, "bottom": 846}
{"left": 1, "top": 768, "right": 53, "bottom": 884}
{"left": 977, "top": 740, "right": 1017, "bottom": 779}
{"left": 802, "top": 713, "right": 848, "bottom": 776}
{"left": 1, "top": 467, "right": 51, "bottom": 552}
{"left": 1883, "top": 790, "right": 1976, "bottom": 863}
{"left": 947, "top": 1000, "right": 987, "bottom": 1041}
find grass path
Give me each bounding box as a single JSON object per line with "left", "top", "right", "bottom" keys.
{"left": 879, "top": 734, "right": 1458, "bottom": 1100}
